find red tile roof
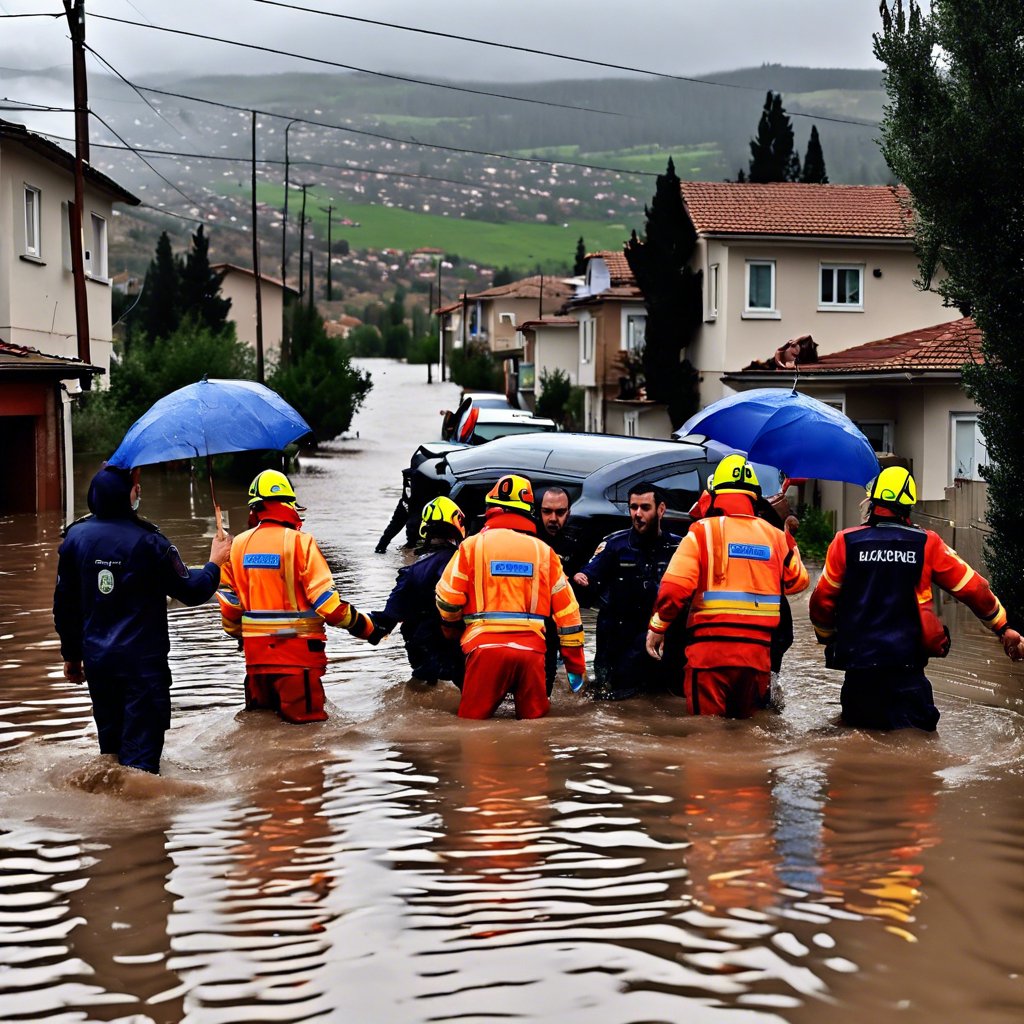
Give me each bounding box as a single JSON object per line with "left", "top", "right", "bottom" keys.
{"left": 587, "top": 250, "right": 635, "bottom": 285}
{"left": 680, "top": 182, "right": 914, "bottom": 239}
{"left": 795, "top": 318, "right": 981, "bottom": 375}
{"left": 0, "top": 339, "right": 101, "bottom": 376}
{"left": 467, "top": 274, "right": 575, "bottom": 302}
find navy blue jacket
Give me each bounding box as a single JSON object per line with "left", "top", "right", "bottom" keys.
{"left": 53, "top": 467, "right": 220, "bottom": 674}
{"left": 378, "top": 542, "right": 463, "bottom": 681}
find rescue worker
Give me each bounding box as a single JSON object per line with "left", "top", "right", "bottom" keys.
{"left": 809, "top": 466, "right": 1024, "bottom": 732}
{"left": 646, "top": 456, "right": 809, "bottom": 718}
{"left": 370, "top": 496, "right": 467, "bottom": 689}
{"left": 435, "top": 474, "right": 586, "bottom": 719}
{"left": 217, "top": 470, "right": 382, "bottom": 723}
{"left": 537, "top": 486, "right": 574, "bottom": 695}
{"left": 375, "top": 467, "right": 413, "bottom": 553}
{"left": 573, "top": 483, "right": 683, "bottom": 700}
{"left": 53, "top": 465, "right": 231, "bottom": 774}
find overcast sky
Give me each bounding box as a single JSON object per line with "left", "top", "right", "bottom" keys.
{"left": 2, "top": 0, "right": 885, "bottom": 85}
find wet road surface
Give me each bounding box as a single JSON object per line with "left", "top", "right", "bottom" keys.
{"left": 1, "top": 359, "right": 1023, "bottom": 1023}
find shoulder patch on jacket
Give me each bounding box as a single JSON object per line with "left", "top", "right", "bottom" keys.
{"left": 167, "top": 544, "right": 190, "bottom": 579}
{"left": 490, "top": 560, "right": 534, "bottom": 577}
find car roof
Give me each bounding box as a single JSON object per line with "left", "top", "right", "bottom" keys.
{"left": 444, "top": 431, "right": 703, "bottom": 479}
{"left": 469, "top": 408, "right": 557, "bottom": 426}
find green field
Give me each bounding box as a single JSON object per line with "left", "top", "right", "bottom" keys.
{"left": 510, "top": 143, "right": 726, "bottom": 178}
{"left": 251, "top": 183, "right": 635, "bottom": 271}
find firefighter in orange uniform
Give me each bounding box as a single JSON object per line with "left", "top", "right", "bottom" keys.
{"left": 435, "top": 474, "right": 586, "bottom": 719}
{"left": 809, "top": 466, "right": 1023, "bottom": 731}
{"left": 217, "top": 470, "right": 382, "bottom": 723}
{"left": 646, "top": 455, "right": 809, "bottom": 717}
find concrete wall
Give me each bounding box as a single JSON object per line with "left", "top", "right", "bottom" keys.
{"left": 691, "top": 237, "right": 950, "bottom": 404}
{"left": 0, "top": 142, "right": 117, "bottom": 375}
{"left": 219, "top": 271, "right": 286, "bottom": 366}
{"left": 531, "top": 328, "right": 578, "bottom": 393}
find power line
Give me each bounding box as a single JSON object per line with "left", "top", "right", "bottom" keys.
{"left": 88, "top": 13, "right": 626, "bottom": 118}
{"left": 84, "top": 44, "right": 183, "bottom": 138}
{"left": 246, "top": 0, "right": 880, "bottom": 128}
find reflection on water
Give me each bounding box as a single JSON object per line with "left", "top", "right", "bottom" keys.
{"left": 2, "top": 361, "right": 1024, "bottom": 1022}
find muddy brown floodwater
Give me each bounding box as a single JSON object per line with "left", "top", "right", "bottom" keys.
{"left": 2, "top": 359, "right": 1024, "bottom": 1024}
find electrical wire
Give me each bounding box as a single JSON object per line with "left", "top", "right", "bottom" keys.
{"left": 84, "top": 44, "right": 185, "bottom": 138}
{"left": 88, "top": 13, "right": 626, "bottom": 117}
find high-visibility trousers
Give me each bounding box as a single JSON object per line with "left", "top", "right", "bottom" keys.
{"left": 244, "top": 669, "right": 328, "bottom": 723}
{"left": 459, "top": 641, "right": 549, "bottom": 720}
{"left": 684, "top": 665, "right": 770, "bottom": 719}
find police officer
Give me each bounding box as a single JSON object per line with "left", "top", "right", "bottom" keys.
{"left": 537, "top": 486, "right": 574, "bottom": 695}
{"left": 809, "top": 466, "right": 1023, "bottom": 731}
{"left": 217, "top": 470, "right": 382, "bottom": 724}
{"left": 436, "top": 474, "right": 586, "bottom": 719}
{"left": 647, "top": 456, "right": 809, "bottom": 719}
{"left": 53, "top": 465, "right": 231, "bottom": 774}
{"left": 573, "top": 482, "right": 683, "bottom": 700}
{"left": 371, "top": 496, "right": 467, "bottom": 688}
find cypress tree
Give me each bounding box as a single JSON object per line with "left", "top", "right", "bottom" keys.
{"left": 747, "top": 91, "right": 801, "bottom": 183}
{"left": 573, "top": 236, "right": 587, "bottom": 276}
{"left": 623, "top": 157, "right": 703, "bottom": 428}
{"left": 179, "top": 225, "right": 232, "bottom": 333}
{"left": 800, "top": 125, "right": 829, "bottom": 184}
{"left": 138, "top": 231, "right": 182, "bottom": 342}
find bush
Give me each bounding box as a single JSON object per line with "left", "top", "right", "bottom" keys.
{"left": 449, "top": 341, "right": 503, "bottom": 392}
{"left": 406, "top": 334, "right": 438, "bottom": 365}
{"left": 795, "top": 504, "right": 836, "bottom": 561}
{"left": 536, "top": 367, "right": 572, "bottom": 425}
{"left": 343, "top": 323, "right": 385, "bottom": 357}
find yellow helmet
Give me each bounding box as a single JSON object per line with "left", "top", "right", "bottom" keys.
{"left": 419, "top": 496, "right": 466, "bottom": 540}
{"left": 867, "top": 466, "right": 916, "bottom": 510}
{"left": 248, "top": 469, "right": 299, "bottom": 507}
{"left": 711, "top": 454, "right": 761, "bottom": 496}
{"left": 485, "top": 473, "right": 535, "bottom": 515}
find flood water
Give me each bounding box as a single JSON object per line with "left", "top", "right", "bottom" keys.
{"left": 2, "top": 358, "right": 1023, "bottom": 1024}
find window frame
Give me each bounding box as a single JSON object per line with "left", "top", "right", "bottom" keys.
{"left": 854, "top": 419, "right": 894, "bottom": 455}
{"left": 87, "top": 211, "right": 109, "bottom": 282}
{"left": 622, "top": 312, "right": 646, "bottom": 354}
{"left": 950, "top": 412, "right": 988, "bottom": 482}
{"left": 23, "top": 184, "right": 41, "bottom": 259}
{"left": 743, "top": 259, "right": 778, "bottom": 319}
{"left": 706, "top": 262, "right": 719, "bottom": 321}
{"left": 581, "top": 317, "right": 595, "bottom": 365}
{"left": 818, "top": 262, "right": 865, "bottom": 312}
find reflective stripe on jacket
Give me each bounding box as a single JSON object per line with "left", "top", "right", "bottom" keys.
{"left": 436, "top": 523, "right": 585, "bottom": 673}
{"left": 650, "top": 500, "right": 808, "bottom": 670}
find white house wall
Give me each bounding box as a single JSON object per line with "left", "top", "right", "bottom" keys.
{"left": 218, "top": 272, "right": 285, "bottom": 364}
{"left": 1, "top": 143, "right": 116, "bottom": 376}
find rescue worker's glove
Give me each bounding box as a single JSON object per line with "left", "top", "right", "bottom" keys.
{"left": 348, "top": 609, "right": 386, "bottom": 646}
{"left": 567, "top": 671, "right": 585, "bottom": 694}
{"left": 374, "top": 541, "right": 388, "bottom": 554}
{"left": 369, "top": 610, "right": 396, "bottom": 640}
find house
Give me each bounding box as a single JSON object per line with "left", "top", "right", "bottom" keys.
{"left": 323, "top": 313, "right": 363, "bottom": 340}
{"left": 555, "top": 251, "right": 669, "bottom": 437}
{"left": 515, "top": 315, "right": 577, "bottom": 409}
{"left": 438, "top": 275, "right": 575, "bottom": 358}
{"left": 210, "top": 263, "right": 298, "bottom": 365}
{"left": 0, "top": 339, "right": 100, "bottom": 515}
{"left": 111, "top": 269, "right": 142, "bottom": 296}
{"left": 679, "top": 182, "right": 950, "bottom": 406}
{"left": 0, "top": 117, "right": 139, "bottom": 377}
{"left": 724, "top": 317, "right": 983, "bottom": 529}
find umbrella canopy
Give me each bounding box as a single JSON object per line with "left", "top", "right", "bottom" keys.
{"left": 675, "top": 387, "right": 880, "bottom": 486}
{"left": 107, "top": 378, "right": 312, "bottom": 469}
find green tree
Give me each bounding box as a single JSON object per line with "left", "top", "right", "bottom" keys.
{"left": 449, "top": 341, "right": 503, "bottom": 392}
{"left": 137, "top": 231, "right": 182, "bottom": 342}
{"left": 383, "top": 322, "right": 412, "bottom": 359}
{"left": 536, "top": 368, "right": 572, "bottom": 425}
{"left": 800, "top": 124, "right": 829, "bottom": 184}
{"left": 744, "top": 91, "right": 801, "bottom": 183}
{"left": 624, "top": 157, "right": 703, "bottom": 428}
{"left": 492, "top": 266, "right": 515, "bottom": 286}
{"left": 874, "top": 0, "right": 1024, "bottom": 616}
{"left": 270, "top": 305, "right": 372, "bottom": 443}
{"left": 573, "top": 237, "right": 587, "bottom": 276}
{"left": 344, "top": 323, "right": 385, "bottom": 357}
{"left": 179, "top": 225, "right": 232, "bottom": 334}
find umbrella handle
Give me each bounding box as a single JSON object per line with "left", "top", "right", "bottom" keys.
{"left": 206, "top": 455, "right": 225, "bottom": 540}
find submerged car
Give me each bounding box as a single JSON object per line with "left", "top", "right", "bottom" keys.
{"left": 438, "top": 432, "right": 784, "bottom": 558}
{"left": 440, "top": 393, "right": 556, "bottom": 445}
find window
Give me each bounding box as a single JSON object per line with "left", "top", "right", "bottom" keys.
{"left": 624, "top": 314, "right": 646, "bottom": 354}
{"left": 87, "top": 213, "right": 108, "bottom": 280}
{"left": 819, "top": 264, "right": 864, "bottom": 310}
{"left": 707, "top": 263, "right": 719, "bottom": 320}
{"left": 951, "top": 413, "right": 988, "bottom": 481}
{"left": 855, "top": 420, "right": 893, "bottom": 454}
{"left": 744, "top": 260, "right": 777, "bottom": 316}
{"left": 622, "top": 410, "right": 639, "bottom": 436}
{"left": 24, "top": 185, "right": 41, "bottom": 257}
{"left": 581, "top": 318, "right": 595, "bottom": 364}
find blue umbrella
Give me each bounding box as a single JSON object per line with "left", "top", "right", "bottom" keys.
{"left": 675, "top": 387, "right": 880, "bottom": 486}
{"left": 108, "top": 378, "right": 311, "bottom": 469}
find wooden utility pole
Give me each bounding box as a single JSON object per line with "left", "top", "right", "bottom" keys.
{"left": 280, "top": 119, "right": 299, "bottom": 291}
{"left": 251, "top": 111, "right": 264, "bottom": 383}
{"left": 319, "top": 202, "right": 334, "bottom": 301}
{"left": 437, "top": 260, "right": 445, "bottom": 381}
{"left": 296, "top": 184, "right": 312, "bottom": 297}
{"left": 63, "top": 0, "right": 91, "bottom": 368}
